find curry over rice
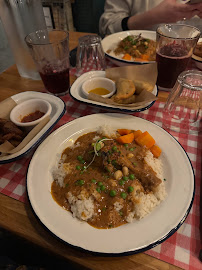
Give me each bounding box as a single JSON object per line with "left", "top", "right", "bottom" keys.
{"left": 51, "top": 127, "right": 166, "bottom": 229}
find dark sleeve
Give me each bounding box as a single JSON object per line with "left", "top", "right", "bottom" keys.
{"left": 121, "top": 16, "right": 129, "bottom": 31}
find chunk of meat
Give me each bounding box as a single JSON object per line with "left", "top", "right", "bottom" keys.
{"left": 0, "top": 118, "right": 25, "bottom": 146}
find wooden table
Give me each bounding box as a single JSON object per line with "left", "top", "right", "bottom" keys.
{"left": 0, "top": 31, "right": 181, "bottom": 270}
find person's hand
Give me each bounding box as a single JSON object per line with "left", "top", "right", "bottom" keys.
{"left": 152, "top": 0, "right": 202, "bottom": 22}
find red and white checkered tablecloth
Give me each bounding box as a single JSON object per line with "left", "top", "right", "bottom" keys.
{"left": 0, "top": 97, "right": 201, "bottom": 269}
{"left": 0, "top": 59, "right": 202, "bottom": 269}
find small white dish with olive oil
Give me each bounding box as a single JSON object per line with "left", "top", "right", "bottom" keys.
{"left": 81, "top": 77, "right": 116, "bottom": 98}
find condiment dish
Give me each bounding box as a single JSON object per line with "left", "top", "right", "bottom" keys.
{"left": 10, "top": 98, "right": 52, "bottom": 128}
{"left": 81, "top": 77, "right": 116, "bottom": 98}
{"left": 192, "top": 54, "right": 202, "bottom": 70}
{"left": 192, "top": 37, "right": 202, "bottom": 70}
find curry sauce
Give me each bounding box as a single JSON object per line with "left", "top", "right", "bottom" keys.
{"left": 51, "top": 131, "right": 162, "bottom": 229}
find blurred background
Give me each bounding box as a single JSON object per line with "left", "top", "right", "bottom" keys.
{"left": 0, "top": 0, "right": 105, "bottom": 74}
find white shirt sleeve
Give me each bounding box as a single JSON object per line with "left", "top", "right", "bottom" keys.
{"left": 99, "top": 0, "right": 133, "bottom": 36}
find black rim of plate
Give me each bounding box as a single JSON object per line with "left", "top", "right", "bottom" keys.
{"left": 26, "top": 114, "right": 195, "bottom": 256}
{"left": 0, "top": 98, "right": 66, "bottom": 164}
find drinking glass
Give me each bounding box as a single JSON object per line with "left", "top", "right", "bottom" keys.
{"left": 0, "top": 0, "right": 46, "bottom": 80}
{"left": 156, "top": 24, "right": 200, "bottom": 91}
{"left": 25, "top": 30, "right": 70, "bottom": 96}
{"left": 76, "top": 35, "right": 106, "bottom": 77}
{"left": 163, "top": 70, "right": 202, "bottom": 134}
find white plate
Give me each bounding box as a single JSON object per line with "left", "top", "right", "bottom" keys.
{"left": 0, "top": 91, "right": 66, "bottom": 164}
{"left": 27, "top": 113, "right": 194, "bottom": 255}
{"left": 70, "top": 71, "right": 158, "bottom": 113}
{"left": 102, "top": 30, "right": 156, "bottom": 66}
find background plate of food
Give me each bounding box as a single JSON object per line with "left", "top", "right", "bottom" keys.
{"left": 0, "top": 91, "right": 65, "bottom": 164}
{"left": 101, "top": 30, "right": 156, "bottom": 66}
{"left": 192, "top": 37, "right": 202, "bottom": 70}
{"left": 70, "top": 70, "right": 158, "bottom": 113}
{"left": 27, "top": 113, "right": 194, "bottom": 255}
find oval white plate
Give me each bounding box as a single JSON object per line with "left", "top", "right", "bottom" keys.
{"left": 27, "top": 113, "right": 194, "bottom": 255}
{"left": 70, "top": 71, "right": 158, "bottom": 113}
{"left": 101, "top": 30, "right": 156, "bottom": 66}
{"left": 0, "top": 91, "right": 66, "bottom": 164}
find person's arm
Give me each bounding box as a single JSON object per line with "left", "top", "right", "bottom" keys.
{"left": 128, "top": 0, "right": 202, "bottom": 30}
{"left": 99, "top": 0, "right": 132, "bottom": 36}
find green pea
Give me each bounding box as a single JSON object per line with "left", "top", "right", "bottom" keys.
{"left": 100, "top": 185, "right": 106, "bottom": 191}
{"left": 96, "top": 187, "right": 101, "bottom": 193}
{"left": 127, "top": 36, "right": 133, "bottom": 41}
{"left": 91, "top": 179, "right": 96, "bottom": 183}
{"left": 119, "top": 180, "right": 124, "bottom": 186}
{"left": 76, "top": 180, "right": 85, "bottom": 186}
{"left": 128, "top": 186, "right": 134, "bottom": 193}
{"left": 129, "top": 174, "right": 135, "bottom": 180}
{"left": 76, "top": 165, "right": 81, "bottom": 170}
{"left": 112, "top": 146, "right": 117, "bottom": 152}
{"left": 109, "top": 190, "right": 117, "bottom": 197}
{"left": 111, "top": 160, "right": 117, "bottom": 166}
{"left": 97, "top": 181, "right": 103, "bottom": 187}
{"left": 122, "top": 176, "right": 128, "bottom": 181}
{"left": 120, "top": 192, "right": 127, "bottom": 199}
{"left": 77, "top": 155, "right": 83, "bottom": 161}
{"left": 129, "top": 148, "right": 134, "bottom": 151}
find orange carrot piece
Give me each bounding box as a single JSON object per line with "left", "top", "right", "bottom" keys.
{"left": 135, "top": 131, "right": 155, "bottom": 149}
{"left": 133, "top": 130, "right": 142, "bottom": 139}
{"left": 117, "top": 129, "right": 132, "bottom": 136}
{"left": 150, "top": 145, "right": 162, "bottom": 158}
{"left": 141, "top": 54, "right": 149, "bottom": 61}
{"left": 116, "top": 132, "right": 135, "bottom": 144}
{"left": 134, "top": 58, "right": 145, "bottom": 62}
{"left": 122, "top": 54, "right": 132, "bottom": 60}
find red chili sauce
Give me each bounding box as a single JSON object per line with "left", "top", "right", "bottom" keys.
{"left": 21, "top": 110, "right": 45, "bottom": 123}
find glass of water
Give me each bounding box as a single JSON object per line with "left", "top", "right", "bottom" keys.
{"left": 163, "top": 70, "right": 202, "bottom": 134}
{"left": 76, "top": 35, "right": 106, "bottom": 77}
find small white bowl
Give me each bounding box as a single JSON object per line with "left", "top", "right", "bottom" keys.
{"left": 81, "top": 77, "right": 116, "bottom": 98}
{"left": 192, "top": 54, "right": 202, "bottom": 70}
{"left": 192, "top": 37, "right": 202, "bottom": 70}
{"left": 10, "top": 99, "right": 52, "bottom": 128}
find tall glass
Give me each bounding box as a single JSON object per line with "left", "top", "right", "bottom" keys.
{"left": 156, "top": 24, "right": 200, "bottom": 91}
{"left": 25, "top": 30, "right": 70, "bottom": 96}
{"left": 0, "top": 0, "right": 47, "bottom": 80}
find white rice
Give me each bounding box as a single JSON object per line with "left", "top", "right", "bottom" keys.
{"left": 97, "top": 125, "right": 117, "bottom": 138}
{"left": 125, "top": 150, "right": 166, "bottom": 222}
{"left": 66, "top": 192, "right": 94, "bottom": 221}
{"left": 114, "top": 201, "right": 123, "bottom": 212}
{"left": 52, "top": 161, "right": 73, "bottom": 187}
